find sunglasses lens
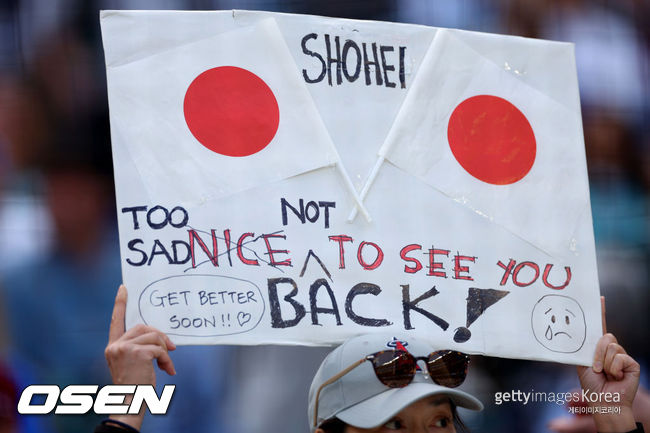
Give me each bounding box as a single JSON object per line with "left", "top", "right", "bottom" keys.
{"left": 426, "top": 351, "right": 469, "bottom": 388}
{"left": 370, "top": 351, "right": 415, "bottom": 388}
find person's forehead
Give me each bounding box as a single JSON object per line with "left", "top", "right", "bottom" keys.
{"left": 396, "top": 395, "right": 454, "bottom": 417}
{"left": 427, "top": 395, "right": 453, "bottom": 407}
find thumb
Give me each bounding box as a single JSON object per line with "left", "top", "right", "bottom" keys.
{"left": 576, "top": 365, "right": 590, "bottom": 389}
{"left": 108, "top": 285, "right": 127, "bottom": 344}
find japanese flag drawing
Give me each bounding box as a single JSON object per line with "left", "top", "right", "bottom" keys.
{"left": 105, "top": 18, "right": 367, "bottom": 217}
{"left": 354, "top": 29, "right": 589, "bottom": 257}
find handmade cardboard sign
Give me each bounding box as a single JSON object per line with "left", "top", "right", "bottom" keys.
{"left": 101, "top": 10, "right": 601, "bottom": 365}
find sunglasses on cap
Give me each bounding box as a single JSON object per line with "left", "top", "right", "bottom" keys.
{"left": 313, "top": 349, "right": 470, "bottom": 427}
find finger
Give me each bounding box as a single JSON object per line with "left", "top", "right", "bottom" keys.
{"left": 138, "top": 344, "right": 176, "bottom": 376}
{"left": 156, "top": 352, "right": 176, "bottom": 376}
{"left": 600, "top": 296, "right": 607, "bottom": 334}
{"left": 603, "top": 342, "right": 626, "bottom": 377}
{"left": 130, "top": 331, "right": 170, "bottom": 350}
{"left": 576, "top": 365, "right": 589, "bottom": 387}
{"left": 108, "top": 285, "right": 127, "bottom": 344}
{"left": 130, "top": 331, "right": 176, "bottom": 352}
{"left": 593, "top": 333, "right": 617, "bottom": 373}
{"left": 122, "top": 324, "right": 161, "bottom": 341}
{"left": 609, "top": 353, "right": 640, "bottom": 381}
{"left": 164, "top": 334, "right": 176, "bottom": 351}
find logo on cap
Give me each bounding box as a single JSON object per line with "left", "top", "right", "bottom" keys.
{"left": 386, "top": 337, "right": 425, "bottom": 372}
{"left": 386, "top": 337, "right": 409, "bottom": 351}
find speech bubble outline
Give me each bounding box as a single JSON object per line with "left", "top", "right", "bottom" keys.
{"left": 138, "top": 274, "right": 266, "bottom": 337}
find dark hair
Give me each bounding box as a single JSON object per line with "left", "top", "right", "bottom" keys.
{"left": 319, "top": 417, "right": 346, "bottom": 433}
{"left": 318, "top": 400, "right": 469, "bottom": 433}
{"left": 450, "top": 400, "right": 469, "bottom": 433}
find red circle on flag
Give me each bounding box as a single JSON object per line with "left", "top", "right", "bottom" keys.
{"left": 447, "top": 95, "right": 536, "bottom": 185}
{"left": 183, "top": 66, "right": 279, "bottom": 157}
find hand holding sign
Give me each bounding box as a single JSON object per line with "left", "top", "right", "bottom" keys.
{"left": 104, "top": 285, "right": 176, "bottom": 431}
{"left": 105, "top": 285, "right": 176, "bottom": 385}
{"left": 575, "top": 334, "right": 639, "bottom": 431}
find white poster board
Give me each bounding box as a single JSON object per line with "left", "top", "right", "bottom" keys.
{"left": 101, "top": 10, "right": 601, "bottom": 366}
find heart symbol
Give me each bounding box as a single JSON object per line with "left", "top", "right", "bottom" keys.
{"left": 237, "top": 312, "right": 252, "bottom": 327}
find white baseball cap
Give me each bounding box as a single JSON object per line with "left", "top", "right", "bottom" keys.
{"left": 308, "top": 333, "right": 483, "bottom": 432}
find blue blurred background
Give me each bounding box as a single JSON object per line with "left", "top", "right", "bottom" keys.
{"left": 0, "top": 1, "right": 647, "bottom": 432}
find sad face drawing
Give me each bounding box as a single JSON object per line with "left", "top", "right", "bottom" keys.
{"left": 531, "top": 295, "right": 586, "bottom": 353}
